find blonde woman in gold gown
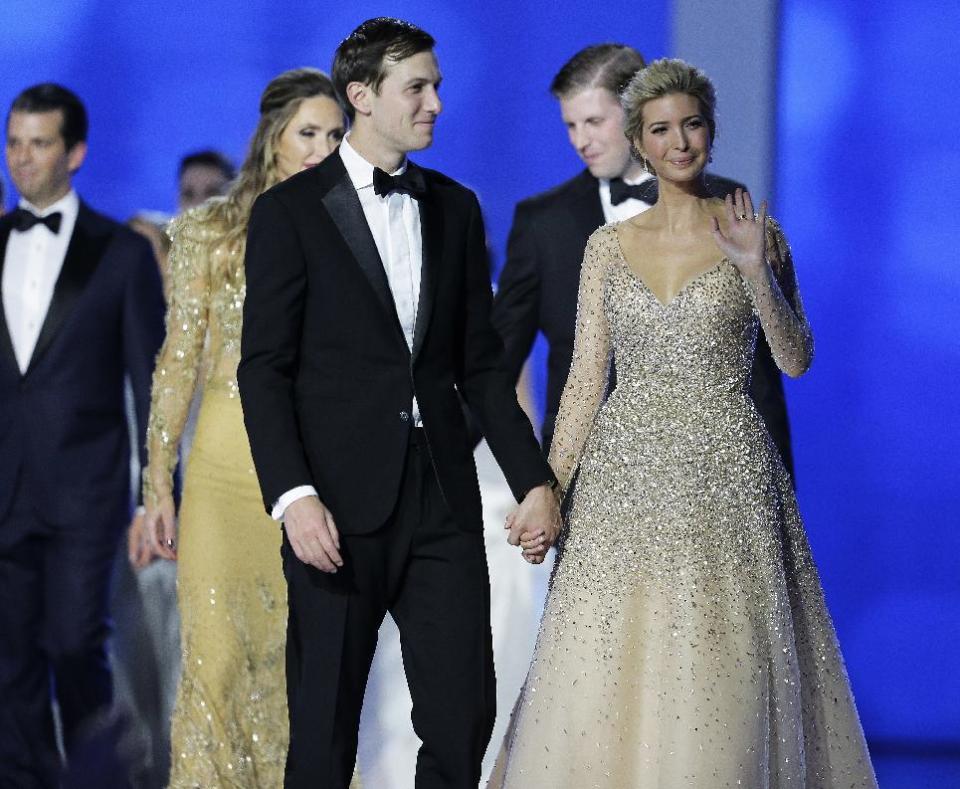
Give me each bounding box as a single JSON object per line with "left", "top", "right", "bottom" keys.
{"left": 142, "top": 69, "right": 355, "bottom": 787}
{"left": 492, "top": 60, "right": 877, "bottom": 788}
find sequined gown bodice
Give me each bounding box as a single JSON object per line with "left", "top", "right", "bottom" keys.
{"left": 145, "top": 213, "right": 246, "bottom": 491}
{"left": 490, "top": 222, "right": 876, "bottom": 788}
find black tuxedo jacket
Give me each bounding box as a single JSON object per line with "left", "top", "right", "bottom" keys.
{"left": 238, "top": 152, "right": 552, "bottom": 535}
{"left": 0, "top": 201, "right": 165, "bottom": 536}
{"left": 491, "top": 169, "right": 794, "bottom": 476}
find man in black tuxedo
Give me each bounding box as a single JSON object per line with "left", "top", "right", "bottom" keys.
{"left": 0, "top": 84, "right": 165, "bottom": 785}
{"left": 492, "top": 44, "right": 793, "bottom": 474}
{"left": 238, "top": 18, "right": 559, "bottom": 789}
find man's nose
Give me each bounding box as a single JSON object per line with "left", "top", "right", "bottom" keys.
{"left": 8, "top": 146, "right": 29, "bottom": 165}
{"left": 571, "top": 126, "right": 588, "bottom": 152}
{"left": 423, "top": 86, "right": 442, "bottom": 115}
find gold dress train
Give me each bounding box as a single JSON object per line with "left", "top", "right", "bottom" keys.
{"left": 490, "top": 222, "right": 877, "bottom": 788}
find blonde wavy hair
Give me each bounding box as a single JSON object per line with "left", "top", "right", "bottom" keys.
{"left": 621, "top": 58, "right": 717, "bottom": 169}
{"left": 191, "top": 67, "right": 340, "bottom": 279}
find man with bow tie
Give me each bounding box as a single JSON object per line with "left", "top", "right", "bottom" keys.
{"left": 238, "top": 18, "right": 559, "bottom": 788}
{"left": 491, "top": 44, "right": 793, "bottom": 473}
{"left": 0, "top": 83, "right": 165, "bottom": 786}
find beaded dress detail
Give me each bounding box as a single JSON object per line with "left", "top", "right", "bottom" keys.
{"left": 490, "top": 221, "right": 877, "bottom": 788}
{"left": 144, "top": 209, "right": 289, "bottom": 787}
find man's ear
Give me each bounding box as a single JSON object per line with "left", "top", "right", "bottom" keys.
{"left": 346, "top": 81, "right": 372, "bottom": 118}
{"left": 66, "top": 140, "right": 88, "bottom": 174}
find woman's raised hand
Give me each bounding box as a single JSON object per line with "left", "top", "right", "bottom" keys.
{"left": 711, "top": 188, "right": 768, "bottom": 280}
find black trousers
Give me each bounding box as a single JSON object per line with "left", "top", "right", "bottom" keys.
{"left": 283, "top": 429, "right": 496, "bottom": 789}
{"left": 0, "top": 479, "right": 122, "bottom": 788}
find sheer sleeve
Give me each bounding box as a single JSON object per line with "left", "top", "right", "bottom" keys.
{"left": 547, "top": 229, "right": 613, "bottom": 497}
{"left": 743, "top": 218, "right": 814, "bottom": 378}
{"left": 142, "top": 213, "right": 212, "bottom": 508}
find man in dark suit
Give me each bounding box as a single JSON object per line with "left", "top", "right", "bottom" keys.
{"left": 492, "top": 44, "right": 793, "bottom": 474}
{"left": 238, "top": 18, "right": 559, "bottom": 789}
{"left": 0, "top": 84, "right": 165, "bottom": 786}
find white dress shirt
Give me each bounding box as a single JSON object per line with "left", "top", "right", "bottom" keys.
{"left": 598, "top": 171, "right": 656, "bottom": 224}
{"left": 2, "top": 189, "right": 79, "bottom": 373}
{"left": 273, "top": 137, "right": 425, "bottom": 520}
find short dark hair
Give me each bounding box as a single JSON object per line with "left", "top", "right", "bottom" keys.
{"left": 8, "top": 83, "right": 88, "bottom": 151}
{"left": 332, "top": 17, "right": 435, "bottom": 120}
{"left": 550, "top": 44, "right": 646, "bottom": 99}
{"left": 178, "top": 149, "right": 236, "bottom": 181}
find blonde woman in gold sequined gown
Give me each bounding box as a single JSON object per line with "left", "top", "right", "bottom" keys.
{"left": 142, "top": 69, "right": 360, "bottom": 788}
{"left": 491, "top": 60, "right": 877, "bottom": 788}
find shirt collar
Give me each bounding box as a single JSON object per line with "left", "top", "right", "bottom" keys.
{"left": 19, "top": 188, "right": 79, "bottom": 220}
{"left": 339, "top": 135, "right": 407, "bottom": 191}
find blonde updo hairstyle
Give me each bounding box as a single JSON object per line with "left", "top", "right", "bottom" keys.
{"left": 621, "top": 58, "right": 717, "bottom": 172}
{"left": 193, "top": 67, "right": 341, "bottom": 279}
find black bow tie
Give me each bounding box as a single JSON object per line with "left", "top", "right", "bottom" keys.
{"left": 609, "top": 177, "right": 657, "bottom": 206}
{"left": 372, "top": 166, "right": 427, "bottom": 198}
{"left": 12, "top": 207, "right": 63, "bottom": 234}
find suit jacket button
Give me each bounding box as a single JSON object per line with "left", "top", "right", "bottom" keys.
{"left": 399, "top": 410, "right": 410, "bottom": 421}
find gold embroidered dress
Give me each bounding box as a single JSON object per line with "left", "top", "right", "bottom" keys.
{"left": 490, "top": 221, "right": 877, "bottom": 788}
{"left": 144, "top": 210, "right": 288, "bottom": 786}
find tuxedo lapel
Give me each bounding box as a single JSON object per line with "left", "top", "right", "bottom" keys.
{"left": 320, "top": 169, "right": 408, "bottom": 348}
{"left": 570, "top": 170, "right": 606, "bottom": 241}
{"left": 412, "top": 165, "right": 441, "bottom": 362}
{"left": 0, "top": 219, "right": 18, "bottom": 375}
{"left": 26, "top": 204, "right": 108, "bottom": 376}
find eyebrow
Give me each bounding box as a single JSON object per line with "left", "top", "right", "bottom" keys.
{"left": 649, "top": 114, "right": 704, "bottom": 126}
{"left": 648, "top": 112, "right": 703, "bottom": 129}
{"left": 405, "top": 75, "right": 442, "bottom": 87}
{"left": 7, "top": 134, "right": 55, "bottom": 143}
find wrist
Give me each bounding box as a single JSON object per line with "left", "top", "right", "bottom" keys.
{"left": 740, "top": 256, "right": 771, "bottom": 283}
{"left": 525, "top": 479, "right": 557, "bottom": 499}
{"left": 142, "top": 466, "right": 173, "bottom": 501}
{"left": 142, "top": 484, "right": 173, "bottom": 511}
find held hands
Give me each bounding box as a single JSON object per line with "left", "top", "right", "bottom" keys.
{"left": 145, "top": 494, "right": 178, "bottom": 561}
{"left": 505, "top": 483, "right": 562, "bottom": 565}
{"left": 283, "top": 495, "right": 343, "bottom": 573}
{"left": 711, "top": 189, "right": 769, "bottom": 282}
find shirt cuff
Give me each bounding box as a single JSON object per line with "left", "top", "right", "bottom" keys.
{"left": 271, "top": 485, "right": 318, "bottom": 521}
